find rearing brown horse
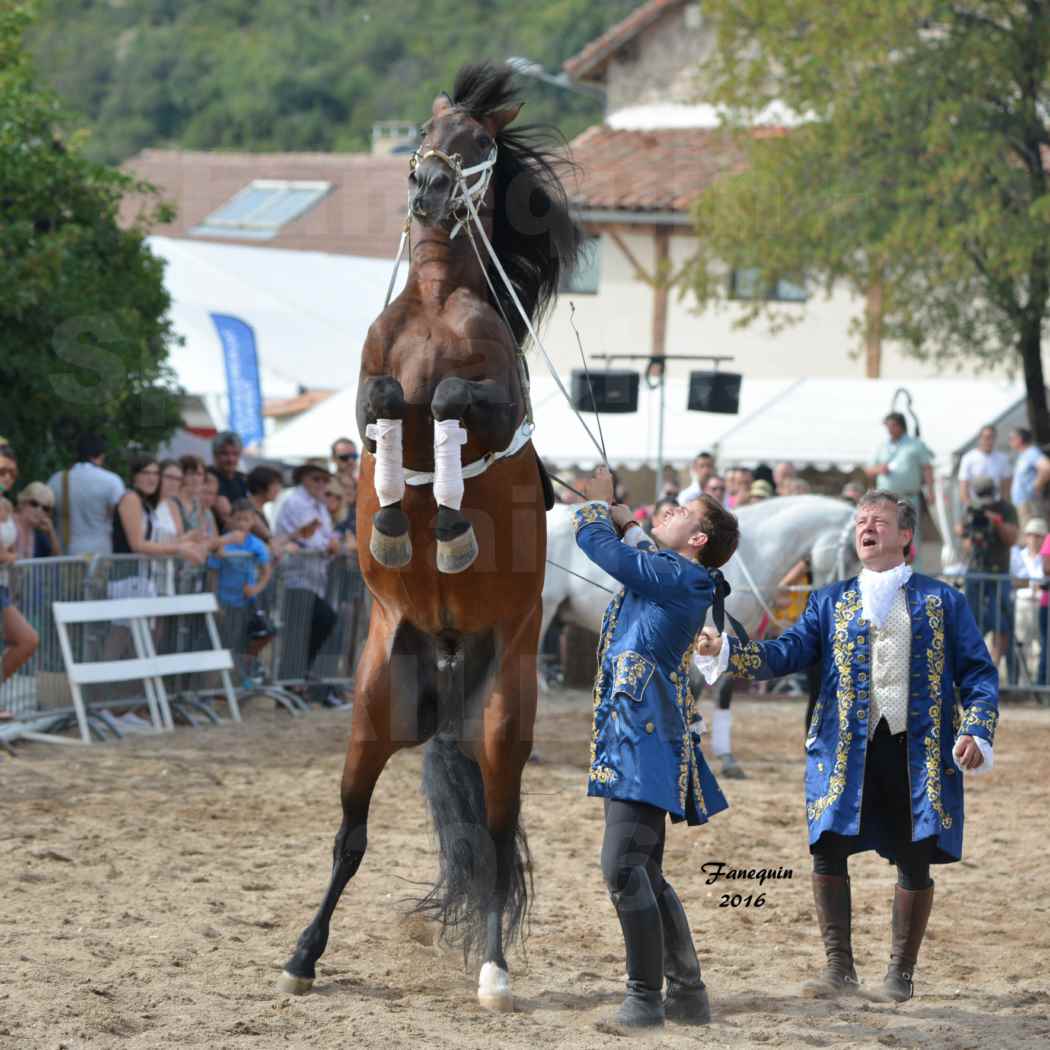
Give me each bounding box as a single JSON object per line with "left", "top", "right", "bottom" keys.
{"left": 279, "top": 64, "right": 581, "bottom": 1010}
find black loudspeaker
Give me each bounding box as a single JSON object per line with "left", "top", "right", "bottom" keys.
{"left": 688, "top": 371, "right": 742, "bottom": 414}
{"left": 571, "top": 369, "right": 639, "bottom": 413}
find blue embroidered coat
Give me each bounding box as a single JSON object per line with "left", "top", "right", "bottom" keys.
{"left": 726, "top": 574, "right": 998, "bottom": 863}
{"left": 572, "top": 502, "right": 729, "bottom": 825}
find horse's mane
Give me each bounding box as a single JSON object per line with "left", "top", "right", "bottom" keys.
{"left": 450, "top": 63, "right": 583, "bottom": 348}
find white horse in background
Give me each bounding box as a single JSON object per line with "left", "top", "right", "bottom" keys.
{"left": 541, "top": 495, "right": 859, "bottom": 647}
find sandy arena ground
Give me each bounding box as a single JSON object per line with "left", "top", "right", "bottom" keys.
{"left": 2, "top": 688, "right": 1049, "bottom": 1050}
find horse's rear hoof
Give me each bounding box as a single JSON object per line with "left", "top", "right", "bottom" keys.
{"left": 370, "top": 506, "right": 412, "bottom": 568}
{"left": 436, "top": 525, "right": 478, "bottom": 574}
{"left": 278, "top": 970, "right": 314, "bottom": 996}
{"left": 477, "top": 962, "right": 513, "bottom": 1012}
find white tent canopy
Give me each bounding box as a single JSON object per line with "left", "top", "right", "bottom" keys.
{"left": 262, "top": 373, "right": 793, "bottom": 466}
{"left": 148, "top": 236, "right": 405, "bottom": 421}
{"left": 715, "top": 378, "right": 1031, "bottom": 475}
{"left": 528, "top": 377, "right": 793, "bottom": 470}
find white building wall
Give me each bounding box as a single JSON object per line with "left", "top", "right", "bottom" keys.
{"left": 540, "top": 229, "right": 981, "bottom": 382}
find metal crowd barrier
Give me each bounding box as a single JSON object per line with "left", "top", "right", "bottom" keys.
{"left": 0, "top": 547, "right": 371, "bottom": 743}
{"left": 945, "top": 571, "right": 1050, "bottom": 701}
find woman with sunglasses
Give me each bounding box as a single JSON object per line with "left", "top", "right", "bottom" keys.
{"left": 0, "top": 444, "right": 40, "bottom": 713}
{"left": 14, "top": 483, "right": 61, "bottom": 559}
{"left": 113, "top": 455, "right": 208, "bottom": 565}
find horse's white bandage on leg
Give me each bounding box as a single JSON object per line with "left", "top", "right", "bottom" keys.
{"left": 477, "top": 961, "right": 512, "bottom": 1011}
{"left": 432, "top": 419, "right": 468, "bottom": 510}
{"left": 366, "top": 419, "right": 405, "bottom": 508}
{"left": 712, "top": 708, "right": 732, "bottom": 757}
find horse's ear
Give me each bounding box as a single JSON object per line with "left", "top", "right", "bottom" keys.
{"left": 482, "top": 102, "right": 523, "bottom": 137}
{"left": 432, "top": 93, "right": 453, "bottom": 120}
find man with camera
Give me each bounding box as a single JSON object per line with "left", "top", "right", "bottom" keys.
{"left": 958, "top": 475, "right": 1019, "bottom": 667}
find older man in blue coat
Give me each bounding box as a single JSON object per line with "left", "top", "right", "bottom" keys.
{"left": 573, "top": 467, "right": 740, "bottom": 1030}
{"left": 697, "top": 489, "right": 998, "bottom": 1003}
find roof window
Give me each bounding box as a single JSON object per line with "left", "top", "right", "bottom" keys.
{"left": 191, "top": 180, "right": 331, "bottom": 239}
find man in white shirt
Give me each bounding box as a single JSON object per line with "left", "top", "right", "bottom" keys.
{"left": 275, "top": 463, "right": 342, "bottom": 692}
{"left": 676, "top": 451, "right": 715, "bottom": 506}
{"left": 47, "top": 434, "right": 125, "bottom": 556}
{"left": 958, "top": 424, "right": 1012, "bottom": 506}
{"left": 696, "top": 489, "right": 998, "bottom": 1004}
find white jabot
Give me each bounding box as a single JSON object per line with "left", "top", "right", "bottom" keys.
{"left": 859, "top": 563, "right": 913, "bottom": 629}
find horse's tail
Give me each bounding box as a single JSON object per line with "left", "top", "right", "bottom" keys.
{"left": 415, "top": 734, "right": 532, "bottom": 961}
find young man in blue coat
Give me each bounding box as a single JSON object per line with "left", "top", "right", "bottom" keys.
{"left": 696, "top": 490, "right": 998, "bottom": 1003}
{"left": 573, "top": 466, "right": 740, "bottom": 1029}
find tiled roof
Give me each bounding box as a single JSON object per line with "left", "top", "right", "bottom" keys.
{"left": 568, "top": 124, "right": 782, "bottom": 214}
{"left": 120, "top": 149, "right": 410, "bottom": 258}
{"left": 563, "top": 0, "right": 686, "bottom": 82}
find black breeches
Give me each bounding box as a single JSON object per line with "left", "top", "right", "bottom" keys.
{"left": 811, "top": 720, "right": 935, "bottom": 891}
{"left": 812, "top": 837, "right": 934, "bottom": 890}
{"left": 601, "top": 799, "right": 668, "bottom": 899}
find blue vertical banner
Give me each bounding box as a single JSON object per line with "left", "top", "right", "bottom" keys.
{"left": 211, "top": 313, "right": 264, "bottom": 447}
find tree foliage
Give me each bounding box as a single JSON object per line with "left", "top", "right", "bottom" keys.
{"left": 27, "top": 0, "right": 635, "bottom": 164}
{"left": 1, "top": 2, "right": 182, "bottom": 486}
{"left": 687, "top": 1, "right": 1050, "bottom": 438}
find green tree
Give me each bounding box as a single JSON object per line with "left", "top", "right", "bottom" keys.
{"left": 0, "top": 2, "right": 182, "bottom": 486}
{"left": 686, "top": 1, "right": 1050, "bottom": 440}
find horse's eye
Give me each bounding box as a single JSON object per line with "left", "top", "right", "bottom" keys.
{"left": 478, "top": 132, "right": 493, "bottom": 150}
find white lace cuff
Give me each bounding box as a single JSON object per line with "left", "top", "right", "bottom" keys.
{"left": 693, "top": 633, "right": 730, "bottom": 684}
{"left": 621, "top": 523, "right": 651, "bottom": 549}
{"left": 953, "top": 734, "right": 994, "bottom": 775}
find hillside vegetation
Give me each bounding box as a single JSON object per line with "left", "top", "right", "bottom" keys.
{"left": 29, "top": 0, "right": 635, "bottom": 163}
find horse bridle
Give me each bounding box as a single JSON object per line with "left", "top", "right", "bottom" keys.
{"left": 409, "top": 145, "right": 498, "bottom": 239}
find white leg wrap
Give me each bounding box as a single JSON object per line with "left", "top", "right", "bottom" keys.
{"left": 477, "top": 961, "right": 512, "bottom": 1011}
{"left": 366, "top": 419, "right": 405, "bottom": 508}
{"left": 712, "top": 707, "right": 732, "bottom": 757}
{"left": 432, "top": 419, "right": 468, "bottom": 511}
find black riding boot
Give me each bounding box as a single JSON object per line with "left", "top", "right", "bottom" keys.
{"left": 609, "top": 866, "right": 665, "bottom": 1029}
{"left": 657, "top": 883, "right": 711, "bottom": 1025}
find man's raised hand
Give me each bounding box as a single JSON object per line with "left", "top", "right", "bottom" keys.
{"left": 581, "top": 466, "right": 615, "bottom": 504}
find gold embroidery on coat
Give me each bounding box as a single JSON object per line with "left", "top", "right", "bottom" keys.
{"left": 572, "top": 502, "right": 611, "bottom": 534}
{"left": 923, "top": 595, "right": 952, "bottom": 829}
{"left": 729, "top": 640, "right": 763, "bottom": 678}
{"left": 612, "top": 651, "right": 655, "bottom": 699}
{"left": 807, "top": 589, "right": 862, "bottom": 822}
{"left": 588, "top": 590, "right": 624, "bottom": 785}
{"left": 958, "top": 705, "right": 998, "bottom": 741}
{"left": 676, "top": 644, "right": 706, "bottom": 816}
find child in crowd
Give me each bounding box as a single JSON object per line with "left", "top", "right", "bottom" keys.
{"left": 211, "top": 499, "right": 276, "bottom": 684}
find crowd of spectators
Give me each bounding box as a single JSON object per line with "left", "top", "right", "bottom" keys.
{"left": 7, "top": 415, "right": 1050, "bottom": 709}
{"left": 0, "top": 429, "right": 365, "bottom": 715}
{"left": 547, "top": 416, "right": 1050, "bottom": 689}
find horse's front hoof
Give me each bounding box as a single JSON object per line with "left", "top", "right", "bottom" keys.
{"left": 278, "top": 970, "right": 314, "bottom": 996}
{"left": 477, "top": 962, "right": 513, "bottom": 1012}
{"left": 370, "top": 506, "right": 412, "bottom": 568}
{"left": 436, "top": 525, "right": 478, "bottom": 574}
